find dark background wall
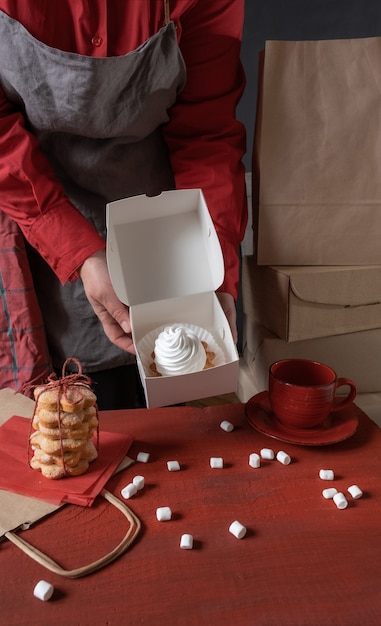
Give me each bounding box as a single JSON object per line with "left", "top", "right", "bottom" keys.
{"left": 238, "top": 1, "right": 381, "bottom": 171}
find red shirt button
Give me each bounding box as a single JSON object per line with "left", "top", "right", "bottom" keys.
{"left": 91, "top": 35, "right": 103, "bottom": 47}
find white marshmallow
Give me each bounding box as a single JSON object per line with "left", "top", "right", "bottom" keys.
{"left": 260, "top": 448, "right": 275, "bottom": 460}
{"left": 322, "top": 488, "right": 338, "bottom": 499}
{"left": 220, "top": 420, "right": 234, "bottom": 432}
{"left": 33, "top": 580, "right": 54, "bottom": 602}
{"left": 132, "top": 475, "right": 145, "bottom": 490}
{"left": 121, "top": 483, "right": 137, "bottom": 499}
{"left": 156, "top": 506, "right": 172, "bottom": 521}
{"left": 319, "top": 469, "right": 335, "bottom": 481}
{"left": 167, "top": 460, "right": 181, "bottom": 472}
{"left": 249, "top": 453, "right": 261, "bottom": 468}
{"left": 180, "top": 534, "right": 194, "bottom": 550}
{"left": 333, "top": 492, "right": 348, "bottom": 510}
{"left": 229, "top": 520, "right": 247, "bottom": 539}
{"left": 276, "top": 451, "right": 291, "bottom": 465}
{"left": 348, "top": 484, "right": 363, "bottom": 500}
{"left": 137, "top": 451, "right": 150, "bottom": 463}
{"left": 210, "top": 457, "right": 224, "bottom": 469}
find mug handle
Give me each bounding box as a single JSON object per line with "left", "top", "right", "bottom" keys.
{"left": 332, "top": 378, "right": 357, "bottom": 412}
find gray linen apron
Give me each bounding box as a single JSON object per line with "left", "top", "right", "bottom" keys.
{"left": 0, "top": 10, "right": 186, "bottom": 372}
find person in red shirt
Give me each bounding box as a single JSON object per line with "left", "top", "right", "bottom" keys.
{"left": 0, "top": 1, "right": 247, "bottom": 408}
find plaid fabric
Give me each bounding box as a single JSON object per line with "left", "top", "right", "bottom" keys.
{"left": 0, "top": 211, "right": 51, "bottom": 394}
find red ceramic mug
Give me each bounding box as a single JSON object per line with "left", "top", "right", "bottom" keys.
{"left": 269, "top": 359, "right": 357, "bottom": 429}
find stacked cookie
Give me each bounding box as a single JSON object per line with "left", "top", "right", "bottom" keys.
{"left": 30, "top": 381, "right": 99, "bottom": 480}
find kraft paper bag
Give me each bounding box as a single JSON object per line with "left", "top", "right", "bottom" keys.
{"left": 0, "top": 388, "right": 56, "bottom": 535}
{"left": 253, "top": 37, "right": 381, "bottom": 265}
{"left": 0, "top": 388, "right": 140, "bottom": 577}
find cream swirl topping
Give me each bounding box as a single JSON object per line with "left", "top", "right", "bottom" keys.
{"left": 154, "top": 324, "right": 207, "bottom": 376}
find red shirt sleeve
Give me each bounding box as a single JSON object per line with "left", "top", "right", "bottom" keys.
{"left": 0, "top": 0, "right": 247, "bottom": 297}
{"left": 164, "top": 0, "right": 248, "bottom": 300}
{"left": 0, "top": 85, "right": 105, "bottom": 284}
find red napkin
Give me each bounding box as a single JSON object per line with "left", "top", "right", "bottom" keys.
{"left": 0, "top": 416, "right": 133, "bottom": 506}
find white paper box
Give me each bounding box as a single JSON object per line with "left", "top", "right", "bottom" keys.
{"left": 106, "top": 189, "right": 239, "bottom": 407}
{"left": 237, "top": 357, "right": 260, "bottom": 403}
{"left": 242, "top": 316, "right": 381, "bottom": 394}
{"left": 354, "top": 394, "right": 381, "bottom": 428}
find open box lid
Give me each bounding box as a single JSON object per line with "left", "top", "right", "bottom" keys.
{"left": 106, "top": 189, "right": 224, "bottom": 306}
{"left": 273, "top": 265, "right": 381, "bottom": 307}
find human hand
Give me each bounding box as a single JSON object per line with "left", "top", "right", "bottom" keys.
{"left": 79, "top": 250, "right": 136, "bottom": 355}
{"left": 217, "top": 292, "right": 238, "bottom": 344}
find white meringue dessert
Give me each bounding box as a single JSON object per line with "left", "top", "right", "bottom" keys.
{"left": 151, "top": 324, "right": 211, "bottom": 376}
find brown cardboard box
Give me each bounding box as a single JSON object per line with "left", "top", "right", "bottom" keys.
{"left": 242, "top": 255, "right": 381, "bottom": 342}
{"left": 242, "top": 316, "right": 381, "bottom": 393}
{"left": 253, "top": 38, "right": 381, "bottom": 266}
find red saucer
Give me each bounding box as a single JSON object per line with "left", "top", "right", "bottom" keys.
{"left": 245, "top": 391, "right": 358, "bottom": 446}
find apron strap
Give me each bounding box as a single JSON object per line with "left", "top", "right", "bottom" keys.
{"left": 164, "top": 0, "right": 170, "bottom": 25}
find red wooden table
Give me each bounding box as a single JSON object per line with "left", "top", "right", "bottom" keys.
{"left": 1, "top": 402, "right": 380, "bottom": 626}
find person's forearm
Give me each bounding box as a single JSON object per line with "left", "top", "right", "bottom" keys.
{"left": 0, "top": 87, "right": 105, "bottom": 283}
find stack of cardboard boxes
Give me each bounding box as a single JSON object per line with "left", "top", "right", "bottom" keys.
{"left": 239, "top": 259, "right": 381, "bottom": 426}
{"left": 237, "top": 40, "right": 381, "bottom": 427}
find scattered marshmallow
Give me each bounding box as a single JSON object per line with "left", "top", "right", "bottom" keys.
{"left": 156, "top": 506, "right": 172, "bottom": 521}
{"left": 348, "top": 485, "right": 363, "bottom": 500}
{"left": 249, "top": 453, "right": 261, "bottom": 468}
{"left": 229, "top": 520, "right": 247, "bottom": 539}
{"left": 33, "top": 580, "right": 54, "bottom": 602}
{"left": 220, "top": 420, "right": 234, "bottom": 432}
{"left": 322, "top": 488, "right": 338, "bottom": 499}
{"left": 260, "top": 448, "right": 275, "bottom": 460}
{"left": 121, "top": 483, "right": 137, "bottom": 499}
{"left": 167, "top": 460, "right": 181, "bottom": 472}
{"left": 136, "top": 451, "right": 150, "bottom": 463}
{"left": 180, "top": 534, "right": 194, "bottom": 550}
{"left": 333, "top": 492, "right": 348, "bottom": 510}
{"left": 276, "top": 450, "right": 291, "bottom": 465}
{"left": 319, "top": 469, "right": 335, "bottom": 481}
{"left": 132, "top": 475, "right": 145, "bottom": 491}
{"left": 210, "top": 457, "right": 224, "bottom": 469}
